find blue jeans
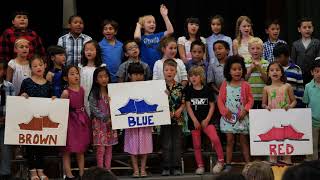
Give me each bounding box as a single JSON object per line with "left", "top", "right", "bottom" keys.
{"left": 0, "top": 127, "right": 11, "bottom": 175}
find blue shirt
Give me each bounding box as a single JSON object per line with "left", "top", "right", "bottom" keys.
{"left": 206, "top": 33, "right": 233, "bottom": 64}
{"left": 140, "top": 32, "right": 164, "bottom": 70}
{"left": 263, "top": 39, "right": 286, "bottom": 63}
{"left": 99, "top": 38, "right": 123, "bottom": 82}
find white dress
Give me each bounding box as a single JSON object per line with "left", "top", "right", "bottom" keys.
{"left": 79, "top": 65, "right": 97, "bottom": 115}
{"left": 177, "top": 36, "right": 206, "bottom": 61}
{"left": 8, "top": 59, "right": 31, "bottom": 95}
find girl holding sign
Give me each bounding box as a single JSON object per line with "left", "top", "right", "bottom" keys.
{"left": 262, "top": 62, "right": 297, "bottom": 165}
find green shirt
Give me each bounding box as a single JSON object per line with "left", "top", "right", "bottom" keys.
{"left": 303, "top": 79, "right": 320, "bottom": 128}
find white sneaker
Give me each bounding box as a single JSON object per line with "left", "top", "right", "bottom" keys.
{"left": 213, "top": 162, "right": 224, "bottom": 174}
{"left": 195, "top": 167, "right": 205, "bottom": 175}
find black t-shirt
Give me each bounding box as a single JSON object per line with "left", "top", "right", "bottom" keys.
{"left": 185, "top": 85, "right": 214, "bottom": 130}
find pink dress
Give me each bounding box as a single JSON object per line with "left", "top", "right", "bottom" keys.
{"left": 124, "top": 127, "right": 153, "bottom": 155}
{"left": 65, "top": 87, "right": 91, "bottom": 153}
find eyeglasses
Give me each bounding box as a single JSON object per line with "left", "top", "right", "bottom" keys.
{"left": 126, "top": 45, "right": 139, "bottom": 51}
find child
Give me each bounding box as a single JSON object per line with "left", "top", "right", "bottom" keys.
{"left": 245, "top": 37, "right": 269, "bottom": 108}
{"left": 134, "top": 4, "right": 174, "bottom": 70}
{"left": 177, "top": 17, "right": 206, "bottom": 64}
{"left": 6, "top": 38, "right": 31, "bottom": 95}
{"left": 116, "top": 40, "right": 152, "bottom": 82}
{"left": 218, "top": 55, "right": 254, "bottom": 172}
{"left": 242, "top": 161, "right": 274, "bottom": 180}
{"left": 46, "top": 45, "right": 66, "bottom": 97}
{"left": 161, "top": 59, "right": 185, "bottom": 176}
{"left": 153, "top": 36, "right": 188, "bottom": 87}
{"left": 233, "top": 16, "right": 254, "bottom": 60}
{"left": 273, "top": 42, "right": 304, "bottom": 108}
{"left": 185, "top": 66, "right": 224, "bottom": 175}
{"left": 89, "top": 67, "right": 118, "bottom": 170}
{"left": 79, "top": 40, "right": 104, "bottom": 114}
{"left": 263, "top": 19, "right": 287, "bottom": 62}
{"left": 58, "top": 15, "right": 92, "bottom": 66}
{"left": 124, "top": 63, "right": 153, "bottom": 177}
{"left": 206, "top": 15, "right": 233, "bottom": 64}
{"left": 185, "top": 40, "right": 208, "bottom": 75}
{"left": 261, "top": 62, "right": 297, "bottom": 164}
{"left": 20, "top": 55, "right": 54, "bottom": 180}
{"left": 291, "top": 17, "right": 320, "bottom": 84}
{"left": 207, "top": 40, "right": 230, "bottom": 96}
{"left": 303, "top": 59, "right": 320, "bottom": 161}
{"left": 0, "top": 10, "right": 45, "bottom": 62}
{"left": 0, "top": 61, "right": 15, "bottom": 180}
{"left": 61, "top": 65, "right": 91, "bottom": 179}
{"left": 99, "top": 19, "right": 123, "bottom": 82}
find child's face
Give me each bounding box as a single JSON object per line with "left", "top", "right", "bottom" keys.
{"left": 14, "top": 41, "right": 29, "bottom": 57}
{"left": 143, "top": 16, "right": 156, "bottom": 34}
{"left": 130, "top": 73, "right": 144, "bottom": 82}
{"left": 191, "top": 45, "right": 204, "bottom": 61}
{"left": 163, "top": 65, "right": 177, "bottom": 82}
{"left": 249, "top": 43, "right": 263, "bottom": 60}
{"left": 96, "top": 70, "right": 109, "bottom": 87}
{"left": 240, "top": 20, "right": 252, "bottom": 37}
{"left": 125, "top": 42, "right": 140, "bottom": 59}
{"left": 311, "top": 67, "right": 320, "bottom": 83}
{"left": 230, "top": 63, "right": 243, "bottom": 81}
{"left": 162, "top": 42, "right": 177, "bottom": 59}
{"left": 84, "top": 43, "right": 97, "bottom": 61}
{"left": 103, "top": 24, "right": 117, "bottom": 40}
{"left": 12, "top": 15, "right": 28, "bottom": 29}
{"left": 210, "top": 18, "right": 222, "bottom": 34}
{"left": 189, "top": 74, "right": 201, "bottom": 86}
{"left": 31, "top": 59, "right": 45, "bottom": 77}
{"left": 187, "top": 22, "right": 199, "bottom": 35}
{"left": 268, "top": 63, "right": 283, "bottom": 82}
{"left": 67, "top": 67, "right": 80, "bottom": 85}
{"left": 266, "top": 24, "right": 280, "bottom": 41}
{"left": 275, "top": 54, "right": 289, "bottom": 66}
{"left": 298, "top": 21, "right": 314, "bottom": 38}
{"left": 214, "top": 43, "right": 229, "bottom": 61}
{"left": 0, "top": 64, "right": 5, "bottom": 79}
{"left": 52, "top": 53, "right": 66, "bottom": 66}
{"left": 69, "top": 17, "right": 84, "bottom": 35}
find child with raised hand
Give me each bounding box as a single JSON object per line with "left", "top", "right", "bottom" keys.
{"left": 218, "top": 55, "right": 254, "bottom": 172}
{"left": 161, "top": 59, "right": 185, "bottom": 176}
{"left": 6, "top": 38, "right": 31, "bottom": 95}
{"left": 153, "top": 36, "right": 188, "bottom": 87}
{"left": 124, "top": 63, "right": 153, "bottom": 178}
{"left": 134, "top": 4, "right": 174, "bottom": 70}
{"left": 291, "top": 17, "right": 320, "bottom": 84}
{"left": 20, "top": 55, "right": 54, "bottom": 180}
{"left": 116, "top": 40, "right": 151, "bottom": 82}
{"left": 99, "top": 19, "right": 123, "bottom": 82}
{"left": 61, "top": 65, "right": 91, "bottom": 179}
{"left": 233, "top": 16, "right": 254, "bottom": 60}
{"left": 206, "top": 15, "right": 233, "bottom": 64}
{"left": 185, "top": 66, "right": 224, "bottom": 175}
{"left": 177, "top": 17, "right": 206, "bottom": 64}
{"left": 79, "top": 40, "right": 104, "bottom": 114}
{"left": 303, "top": 60, "right": 320, "bottom": 161}
{"left": 89, "top": 67, "right": 118, "bottom": 171}
{"left": 46, "top": 45, "right": 66, "bottom": 97}
{"left": 58, "top": 15, "right": 92, "bottom": 66}
{"left": 263, "top": 19, "right": 287, "bottom": 63}
{"left": 261, "top": 62, "right": 297, "bottom": 165}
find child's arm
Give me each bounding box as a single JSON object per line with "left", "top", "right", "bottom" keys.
{"left": 134, "top": 21, "right": 142, "bottom": 41}
{"left": 186, "top": 101, "right": 201, "bottom": 130}
{"left": 6, "top": 66, "right": 14, "bottom": 82}
{"left": 261, "top": 86, "right": 271, "bottom": 111}
{"left": 201, "top": 101, "right": 214, "bottom": 128}
{"left": 88, "top": 93, "right": 108, "bottom": 120}
{"left": 302, "top": 85, "right": 309, "bottom": 105}
{"left": 116, "top": 64, "right": 125, "bottom": 82}
{"left": 60, "top": 90, "right": 69, "bottom": 99}
{"left": 46, "top": 71, "right": 54, "bottom": 82}
{"left": 160, "top": 4, "right": 174, "bottom": 36}
{"left": 152, "top": 61, "right": 161, "bottom": 80}
{"left": 286, "top": 84, "right": 297, "bottom": 110}
{"left": 217, "top": 85, "right": 232, "bottom": 119}
{"left": 174, "top": 100, "right": 185, "bottom": 119}
{"left": 177, "top": 42, "right": 187, "bottom": 63}
{"left": 232, "top": 39, "right": 239, "bottom": 55}
{"left": 255, "top": 62, "right": 268, "bottom": 83}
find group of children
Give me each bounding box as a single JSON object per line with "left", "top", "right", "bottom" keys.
{"left": 0, "top": 5, "right": 320, "bottom": 180}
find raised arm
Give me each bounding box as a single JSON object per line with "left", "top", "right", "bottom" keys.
{"left": 134, "top": 21, "right": 142, "bottom": 41}
{"left": 160, "top": 4, "right": 174, "bottom": 36}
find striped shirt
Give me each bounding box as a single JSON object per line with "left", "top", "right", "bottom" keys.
{"left": 283, "top": 63, "right": 304, "bottom": 107}
{"left": 245, "top": 58, "right": 269, "bottom": 100}
{"left": 58, "top": 32, "right": 92, "bottom": 66}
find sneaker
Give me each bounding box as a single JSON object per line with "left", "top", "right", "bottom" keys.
{"left": 213, "top": 162, "right": 224, "bottom": 174}
{"left": 161, "top": 169, "right": 170, "bottom": 176}
{"left": 223, "top": 164, "right": 232, "bottom": 173}
{"left": 195, "top": 167, "right": 205, "bottom": 175}
{"left": 173, "top": 169, "right": 182, "bottom": 176}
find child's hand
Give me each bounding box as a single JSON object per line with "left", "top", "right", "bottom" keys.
{"left": 160, "top": 4, "right": 168, "bottom": 16}
{"left": 21, "top": 93, "right": 29, "bottom": 99}
{"left": 264, "top": 105, "right": 271, "bottom": 111}
{"left": 51, "top": 96, "right": 56, "bottom": 100}
{"left": 46, "top": 72, "right": 54, "bottom": 82}
{"left": 194, "top": 120, "right": 201, "bottom": 130}
{"left": 201, "top": 119, "right": 209, "bottom": 129}
{"left": 284, "top": 105, "right": 290, "bottom": 111}
{"left": 174, "top": 109, "right": 182, "bottom": 119}
{"left": 165, "top": 90, "right": 170, "bottom": 96}
{"left": 238, "top": 109, "right": 247, "bottom": 121}
{"left": 136, "top": 22, "right": 142, "bottom": 29}
{"left": 225, "top": 110, "right": 232, "bottom": 120}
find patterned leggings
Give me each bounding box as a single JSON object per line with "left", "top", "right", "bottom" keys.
{"left": 96, "top": 145, "right": 112, "bottom": 170}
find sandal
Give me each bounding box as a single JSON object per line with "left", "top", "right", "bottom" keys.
{"left": 36, "top": 169, "right": 49, "bottom": 180}
{"left": 140, "top": 170, "right": 148, "bottom": 177}
{"left": 132, "top": 171, "right": 140, "bottom": 178}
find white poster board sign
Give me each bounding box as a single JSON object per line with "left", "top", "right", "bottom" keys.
{"left": 249, "top": 108, "right": 313, "bottom": 156}
{"left": 5, "top": 96, "right": 69, "bottom": 146}
{"left": 108, "top": 80, "right": 171, "bottom": 129}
